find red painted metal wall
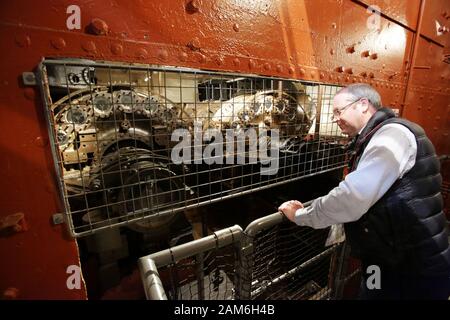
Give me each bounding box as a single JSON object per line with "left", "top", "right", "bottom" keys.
{"left": 0, "top": 0, "right": 448, "bottom": 299}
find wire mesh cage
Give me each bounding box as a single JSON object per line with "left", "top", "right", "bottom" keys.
{"left": 159, "top": 243, "right": 238, "bottom": 300}
{"left": 139, "top": 215, "right": 346, "bottom": 300}
{"left": 39, "top": 59, "right": 347, "bottom": 237}
{"left": 243, "top": 223, "right": 339, "bottom": 300}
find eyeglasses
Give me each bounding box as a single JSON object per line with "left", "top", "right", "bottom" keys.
{"left": 330, "top": 98, "right": 361, "bottom": 121}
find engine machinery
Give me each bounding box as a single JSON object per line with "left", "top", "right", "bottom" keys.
{"left": 42, "top": 60, "right": 344, "bottom": 238}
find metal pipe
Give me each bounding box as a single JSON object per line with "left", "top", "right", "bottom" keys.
{"left": 138, "top": 258, "right": 168, "bottom": 300}
{"left": 144, "top": 225, "right": 243, "bottom": 267}
{"left": 195, "top": 252, "right": 205, "bottom": 300}
{"left": 244, "top": 200, "right": 313, "bottom": 237}
{"left": 196, "top": 213, "right": 207, "bottom": 300}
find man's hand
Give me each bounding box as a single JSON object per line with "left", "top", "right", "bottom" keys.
{"left": 278, "top": 200, "right": 304, "bottom": 223}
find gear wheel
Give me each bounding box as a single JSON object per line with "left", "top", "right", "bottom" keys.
{"left": 137, "top": 96, "right": 160, "bottom": 118}
{"left": 60, "top": 105, "right": 92, "bottom": 132}
{"left": 91, "top": 92, "right": 113, "bottom": 118}
{"left": 156, "top": 106, "right": 177, "bottom": 125}
{"left": 114, "top": 90, "right": 139, "bottom": 113}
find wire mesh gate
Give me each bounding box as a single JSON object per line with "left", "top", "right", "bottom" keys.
{"left": 38, "top": 59, "right": 347, "bottom": 237}
{"left": 139, "top": 205, "right": 354, "bottom": 300}
{"left": 238, "top": 211, "right": 342, "bottom": 300}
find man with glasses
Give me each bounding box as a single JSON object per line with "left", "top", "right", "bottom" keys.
{"left": 279, "top": 83, "right": 450, "bottom": 299}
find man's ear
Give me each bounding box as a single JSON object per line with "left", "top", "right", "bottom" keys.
{"left": 360, "top": 98, "right": 370, "bottom": 113}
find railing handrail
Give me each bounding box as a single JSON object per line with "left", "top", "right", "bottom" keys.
{"left": 244, "top": 200, "right": 313, "bottom": 237}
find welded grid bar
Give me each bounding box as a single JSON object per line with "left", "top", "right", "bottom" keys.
{"left": 39, "top": 59, "right": 347, "bottom": 237}
{"left": 254, "top": 256, "right": 335, "bottom": 300}
{"left": 240, "top": 220, "right": 341, "bottom": 300}
{"left": 250, "top": 244, "right": 340, "bottom": 298}
{"left": 162, "top": 248, "right": 237, "bottom": 300}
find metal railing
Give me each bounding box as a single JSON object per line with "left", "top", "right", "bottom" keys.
{"left": 139, "top": 225, "right": 243, "bottom": 300}
{"left": 139, "top": 201, "right": 354, "bottom": 300}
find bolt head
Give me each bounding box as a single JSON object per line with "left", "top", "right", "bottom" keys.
{"left": 89, "top": 18, "right": 109, "bottom": 35}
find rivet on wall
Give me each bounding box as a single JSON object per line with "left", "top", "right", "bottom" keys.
{"left": 179, "top": 52, "right": 188, "bottom": 62}
{"left": 51, "top": 38, "right": 66, "bottom": 50}
{"left": 158, "top": 50, "right": 168, "bottom": 61}
{"left": 346, "top": 45, "right": 355, "bottom": 54}
{"left": 216, "top": 57, "right": 224, "bottom": 65}
{"left": 111, "top": 43, "right": 123, "bottom": 55}
{"left": 82, "top": 41, "right": 96, "bottom": 53}
{"left": 136, "top": 48, "right": 148, "bottom": 59}
{"left": 186, "top": 0, "right": 201, "bottom": 14}
{"left": 187, "top": 38, "right": 201, "bottom": 50}
{"left": 88, "top": 18, "right": 109, "bottom": 36}
{"left": 361, "top": 50, "right": 371, "bottom": 58}
{"left": 196, "top": 53, "right": 206, "bottom": 63}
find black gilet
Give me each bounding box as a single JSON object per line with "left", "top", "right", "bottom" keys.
{"left": 344, "top": 108, "right": 450, "bottom": 276}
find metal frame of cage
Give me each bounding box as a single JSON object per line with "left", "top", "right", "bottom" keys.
{"left": 237, "top": 201, "right": 342, "bottom": 300}
{"left": 38, "top": 59, "right": 348, "bottom": 237}
{"left": 139, "top": 201, "right": 357, "bottom": 300}
{"left": 139, "top": 225, "right": 243, "bottom": 300}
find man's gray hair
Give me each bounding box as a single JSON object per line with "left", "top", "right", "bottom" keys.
{"left": 336, "top": 83, "right": 382, "bottom": 110}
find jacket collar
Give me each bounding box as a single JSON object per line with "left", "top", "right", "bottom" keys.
{"left": 346, "top": 107, "right": 396, "bottom": 171}
{"left": 352, "top": 107, "right": 396, "bottom": 150}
